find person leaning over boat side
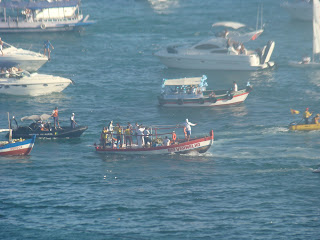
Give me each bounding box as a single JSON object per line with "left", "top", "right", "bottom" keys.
{"left": 184, "top": 119, "right": 197, "bottom": 141}
{"left": 303, "top": 108, "right": 313, "bottom": 124}
{"left": 0, "top": 38, "right": 3, "bottom": 56}
{"left": 44, "top": 40, "right": 54, "bottom": 60}
{"left": 70, "top": 113, "right": 77, "bottom": 128}
{"left": 51, "top": 107, "right": 60, "bottom": 129}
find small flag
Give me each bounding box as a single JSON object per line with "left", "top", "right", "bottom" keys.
{"left": 290, "top": 109, "right": 300, "bottom": 114}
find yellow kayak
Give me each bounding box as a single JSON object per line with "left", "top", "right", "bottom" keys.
{"left": 289, "top": 123, "right": 320, "bottom": 131}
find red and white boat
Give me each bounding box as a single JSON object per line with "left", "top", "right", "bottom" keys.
{"left": 158, "top": 75, "right": 252, "bottom": 107}
{"left": 95, "top": 125, "right": 214, "bottom": 155}
{"left": 0, "top": 129, "right": 36, "bottom": 156}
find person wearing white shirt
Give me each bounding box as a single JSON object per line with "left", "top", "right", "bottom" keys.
{"left": 70, "top": 113, "right": 77, "bottom": 128}
{"left": 184, "top": 119, "right": 197, "bottom": 141}
{"left": 232, "top": 81, "right": 238, "bottom": 92}
{"left": 163, "top": 136, "right": 171, "bottom": 146}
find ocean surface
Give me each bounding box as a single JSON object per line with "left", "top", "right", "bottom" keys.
{"left": 1, "top": 0, "right": 320, "bottom": 239}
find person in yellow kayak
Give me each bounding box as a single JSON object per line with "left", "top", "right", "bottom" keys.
{"left": 312, "top": 114, "right": 320, "bottom": 124}
{"left": 303, "top": 108, "right": 313, "bottom": 124}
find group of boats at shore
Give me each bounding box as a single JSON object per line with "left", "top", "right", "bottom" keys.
{"left": 2, "top": 0, "right": 320, "bottom": 160}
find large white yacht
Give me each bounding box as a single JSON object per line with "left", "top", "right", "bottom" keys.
{"left": 0, "top": 70, "right": 72, "bottom": 96}
{"left": 0, "top": 0, "right": 94, "bottom": 33}
{"left": 155, "top": 25, "right": 275, "bottom": 71}
{"left": 1, "top": 42, "right": 48, "bottom": 72}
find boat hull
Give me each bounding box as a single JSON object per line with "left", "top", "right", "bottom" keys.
{"left": 0, "top": 135, "right": 35, "bottom": 156}
{"left": 11, "top": 126, "right": 88, "bottom": 139}
{"left": 0, "top": 17, "right": 94, "bottom": 33}
{"left": 96, "top": 133, "right": 214, "bottom": 155}
{"left": 159, "top": 91, "right": 249, "bottom": 107}
{"left": 289, "top": 124, "right": 320, "bottom": 131}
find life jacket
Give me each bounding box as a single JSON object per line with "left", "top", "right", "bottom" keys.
{"left": 53, "top": 109, "right": 58, "bottom": 117}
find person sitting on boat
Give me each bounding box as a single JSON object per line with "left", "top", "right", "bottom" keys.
{"left": 302, "top": 56, "right": 311, "bottom": 64}
{"left": 312, "top": 114, "right": 320, "bottom": 124}
{"left": 303, "top": 108, "right": 313, "bottom": 124}
{"left": 70, "top": 113, "right": 77, "bottom": 128}
{"left": 223, "top": 29, "right": 229, "bottom": 39}
{"left": 240, "top": 44, "right": 247, "bottom": 55}
{"left": 184, "top": 119, "right": 197, "bottom": 141}
{"left": 232, "top": 81, "right": 238, "bottom": 92}
{"left": 227, "top": 40, "right": 238, "bottom": 55}
{"left": 143, "top": 127, "right": 152, "bottom": 147}
{"left": 51, "top": 107, "right": 60, "bottom": 129}
{"left": 163, "top": 136, "right": 171, "bottom": 146}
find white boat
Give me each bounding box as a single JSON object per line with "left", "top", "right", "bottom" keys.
{"left": 0, "top": 71, "right": 72, "bottom": 96}
{"left": 289, "top": 0, "right": 320, "bottom": 67}
{"left": 158, "top": 75, "right": 252, "bottom": 107}
{"left": 281, "top": 1, "right": 312, "bottom": 21}
{"left": 154, "top": 22, "right": 275, "bottom": 71}
{"left": 0, "top": 41, "right": 48, "bottom": 72}
{"left": 0, "top": 0, "right": 94, "bottom": 33}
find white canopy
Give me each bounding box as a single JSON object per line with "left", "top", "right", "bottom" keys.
{"left": 163, "top": 77, "right": 203, "bottom": 86}
{"left": 21, "top": 114, "right": 51, "bottom": 122}
{"left": 0, "top": 129, "right": 10, "bottom": 133}
{"left": 212, "top": 21, "right": 246, "bottom": 29}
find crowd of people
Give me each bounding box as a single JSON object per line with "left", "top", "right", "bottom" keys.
{"left": 0, "top": 66, "right": 23, "bottom": 78}
{"left": 99, "top": 119, "right": 197, "bottom": 149}
{"left": 303, "top": 108, "right": 320, "bottom": 124}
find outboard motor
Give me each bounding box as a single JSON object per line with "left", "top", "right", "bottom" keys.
{"left": 260, "top": 40, "right": 275, "bottom": 64}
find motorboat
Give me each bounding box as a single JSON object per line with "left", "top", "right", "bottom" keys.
{"left": 289, "top": 0, "right": 320, "bottom": 67}
{"left": 95, "top": 124, "right": 214, "bottom": 155}
{"left": 0, "top": 0, "right": 94, "bottom": 33}
{"left": 0, "top": 129, "right": 36, "bottom": 156}
{"left": 0, "top": 70, "right": 73, "bottom": 96}
{"left": 154, "top": 21, "right": 275, "bottom": 71}
{"left": 1, "top": 41, "right": 48, "bottom": 72}
{"left": 158, "top": 75, "right": 253, "bottom": 107}
{"left": 281, "top": 1, "right": 312, "bottom": 21}
{"left": 0, "top": 113, "right": 36, "bottom": 156}
{"left": 9, "top": 114, "right": 88, "bottom": 139}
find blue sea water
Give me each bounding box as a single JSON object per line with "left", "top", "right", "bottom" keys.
{"left": 1, "top": 0, "right": 320, "bottom": 239}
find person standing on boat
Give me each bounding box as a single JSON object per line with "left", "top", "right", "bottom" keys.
{"left": 51, "top": 107, "right": 60, "bottom": 129}
{"left": 101, "top": 127, "right": 108, "bottom": 149}
{"left": 143, "top": 127, "right": 151, "bottom": 147}
{"left": 137, "top": 125, "right": 145, "bottom": 148}
{"left": 184, "top": 119, "right": 197, "bottom": 141}
{"left": 70, "top": 113, "right": 77, "bottom": 128}
{"left": 114, "top": 123, "right": 122, "bottom": 148}
{"left": 232, "top": 81, "right": 238, "bottom": 92}
{"left": 44, "top": 40, "right": 54, "bottom": 60}
{"left": 0, "top": 37, "right": 4, "bottom": 56}
{"left": 125, "top": 126, "right": 132, "bottom": 147}
{"left": 303, "top": 108, "right": 313, "bottom": 124}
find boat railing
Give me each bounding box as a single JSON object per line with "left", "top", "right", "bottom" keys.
{"left": 3, "top": 14, "right": 82, "bottom": 24}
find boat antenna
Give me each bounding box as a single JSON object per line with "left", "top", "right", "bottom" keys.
{"left": 260, "top": 3, "right": 263, "bottom": 29}
{"left": 256, "top": 4, "right": 260, "bottom": 31}
{"left": 7, "top": 112, "right": 12, "bottom": 142}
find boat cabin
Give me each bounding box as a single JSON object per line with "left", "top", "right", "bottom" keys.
{"left": 161, "top": 75, "right": 208, "bottom": 99}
